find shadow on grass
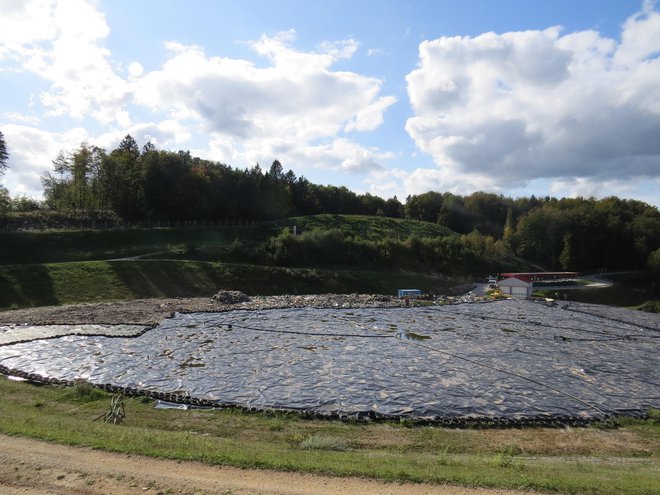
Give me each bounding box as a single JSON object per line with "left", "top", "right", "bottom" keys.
{"left": 108, "top": 260, "right": 222, "bottom": 298}
{"left": 0, "top": 265, "right": 58, "bottom": 309}
{"left": 108, "top": 260, "right": 382, "bottom": 298}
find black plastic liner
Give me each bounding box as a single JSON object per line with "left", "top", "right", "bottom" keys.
{"left": 0, "top": 300, "right": 658, "bottom": 425}
{"left": 0, "top": 324, "right": 149, "bottom": 346}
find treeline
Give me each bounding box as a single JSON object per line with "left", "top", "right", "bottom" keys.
{"left": 3, "top": 134, "right": 659, "bottom": 272}
{"left": 38, "top": 135, "right": 401, "bottom": 221}
{"left": 402, "top": 191, "right": 660, "bottom": 272}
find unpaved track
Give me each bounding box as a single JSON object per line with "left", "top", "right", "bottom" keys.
{"left": 0, "top": 434, "right": 539, "bottom": 495}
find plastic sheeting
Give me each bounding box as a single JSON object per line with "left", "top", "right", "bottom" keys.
{"left": 0, "top": 300, "right": 658, "bottom": 422}
{"left": 0, "top": 324, "right": 149, "bottom": 346}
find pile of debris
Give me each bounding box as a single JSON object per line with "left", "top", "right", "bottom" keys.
{"left": 211, "top": 290, "right": 250, "bottom": 305}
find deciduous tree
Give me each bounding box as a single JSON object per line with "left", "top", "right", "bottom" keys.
{"left": 0, "top": 130, "right": 9, "bottom": 175}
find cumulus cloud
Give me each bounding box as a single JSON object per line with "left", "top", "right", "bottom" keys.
{"left": 0, "top": 119, "right": 192, "bottom": 198}
{"left": 405, "top": 2, "right": 660, "bottom": 192}
{"left": 276, "top": 138, "right": 395, "bottom": 173}
{"left": 198, "top": 135, "right": 396, "bottom": 176}
{"left": 134, "top": 30, "right": 396, "bottom": 171}
{"left": 0, "top": 0, "right": 130, "bottom": 124}
{"left": 0, "top": 0, "right": 56, "bottom": 58}
{"left": 0, "top": 124, "right": 89, "bottom": 197}
{"left": 95, "top": 120, "right": 192, "bottom": 151}
{"left": 1, "top": 1, "right": 398, "bottom": 196}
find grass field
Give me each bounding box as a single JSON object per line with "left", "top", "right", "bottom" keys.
{"left": 0, "top": 378, "right": 657, "bottom": 495}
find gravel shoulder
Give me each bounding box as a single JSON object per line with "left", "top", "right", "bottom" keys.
{"left": 0, "top": 433, "right": 540, "bottom": 495}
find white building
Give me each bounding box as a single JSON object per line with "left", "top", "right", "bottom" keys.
{"left": 497, "top": 275, "right": 533, "bottom": 298}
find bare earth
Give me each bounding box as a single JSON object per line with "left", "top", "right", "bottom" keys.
{"left": 0, "top": 295, "right": 412, "bottom": 326}
{"left": 0, "top": 434, "right": 540, "bottom": 495}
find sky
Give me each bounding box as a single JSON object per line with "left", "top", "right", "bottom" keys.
{"left": 1, "top": 0, "right": 659, "bottom": 207}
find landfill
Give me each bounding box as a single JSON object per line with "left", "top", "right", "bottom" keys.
{"left": 1, "top": 300, "right": 658, "bottom": 425}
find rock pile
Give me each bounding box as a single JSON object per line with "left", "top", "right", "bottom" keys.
{"left": 211, "top": 290, "right": 250, "bottom": 304}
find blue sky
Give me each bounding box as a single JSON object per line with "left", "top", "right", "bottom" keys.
{"left": 1, "top": 0, "right": 659, "bottom": 206}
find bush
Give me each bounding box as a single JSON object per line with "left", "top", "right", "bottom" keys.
{"left": 65, "top": 380, "right": 106, "bottom": 402}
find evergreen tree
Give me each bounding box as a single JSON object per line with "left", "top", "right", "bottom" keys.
{"left": 142, "top": 141, "right": 156, "bottom": 154}
{"left": 117, "top": 134, "right": 140, "bottom": 158}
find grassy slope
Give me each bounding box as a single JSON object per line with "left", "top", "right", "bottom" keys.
{"left": 275, "top": 214, "right": 456, "bottom": 241}
{"left": 0, "top": 260, "right": 461, "bottom": 308}
{"left": 0, "top": 378, "right": 657, "bottom": 495}
{"left": 0, "top": 226, "right": 264, "bottom": 265}
{"left": 0, "top": 215, "right": 471, "bottom": 309}
{"left": 0, "top": 216, "right": 455, "bottom": 265}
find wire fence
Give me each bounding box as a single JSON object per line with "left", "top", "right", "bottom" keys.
{"left": 0, "top": 216, "right": 265, "bottom": 232}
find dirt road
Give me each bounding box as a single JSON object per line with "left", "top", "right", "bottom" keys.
{"left": 0, "top": 434, "right": 539, "bottom": 495}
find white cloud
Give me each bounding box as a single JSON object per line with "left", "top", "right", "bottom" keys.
{"left": 0, "top": 124, "right": 89, "bottom": 197}
{"left": 405, "top": 4, "right": 660, "bottom": 194}
{"left": 197, "top": 135, "right": 396, "bottom": 176}
{"left": 292, "top": 138, "right": 395, "bottom": 173}
{"left": 1, "top": 2, "right": 397, "bottom": 191}
{"left": 1, "top": 0, "right": 130, "bottom": 125}
{"left": 128, "top": 61, "right": 144, "bottom": 78}
{"left": 0, "top": 0, "right": 56, "bottom": 53}
{"left": 95, "top": 120, "right": 192, "bottom": 151}
{"left": 135, "top": 30, "right": 397, "bottom": 173}
{"left": 363, "top": 167, "right": 410, "bottom": 199}
{"left": 0, "top": 119, "right": 194, "bottom": 199}
{"left": 367, "top": 48, "right": 387, "bottom": 57}
{"left": 3, "top": 112, "right": 40, "bottom": 125}
{"left": 345, "top": 95, "right": 398, "bottom": 132}
{"left": 615, "top": 0, "right": 660, "bottom": 66}
{"left": 547, "top": 176, "right": 660, "bottom": 203}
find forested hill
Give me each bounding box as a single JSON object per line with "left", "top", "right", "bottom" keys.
{"left": 1, "top": 134, "right": 659, "bottom": 273}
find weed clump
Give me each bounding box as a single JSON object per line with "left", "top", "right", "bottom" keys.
{"left": 299, "top": 435, "right": 349, "bottom": 451}
{"left": 66, "top": 380, "right": 106, "bottom": 402}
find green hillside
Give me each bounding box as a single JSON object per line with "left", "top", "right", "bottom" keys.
{"left": 0, "top": 214, "right": 502, "bottom": 309}
{"left": 0, "top": 226, "right": 263, "bottom": 265}
{"left": 0, "top": 260, "right": 465, "bottom": 309}
{"left": 0, "top": 214, "right": 455, "bottom": 265}
{"left": 274, "top": 214, "right": 456, "bottom": 241}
